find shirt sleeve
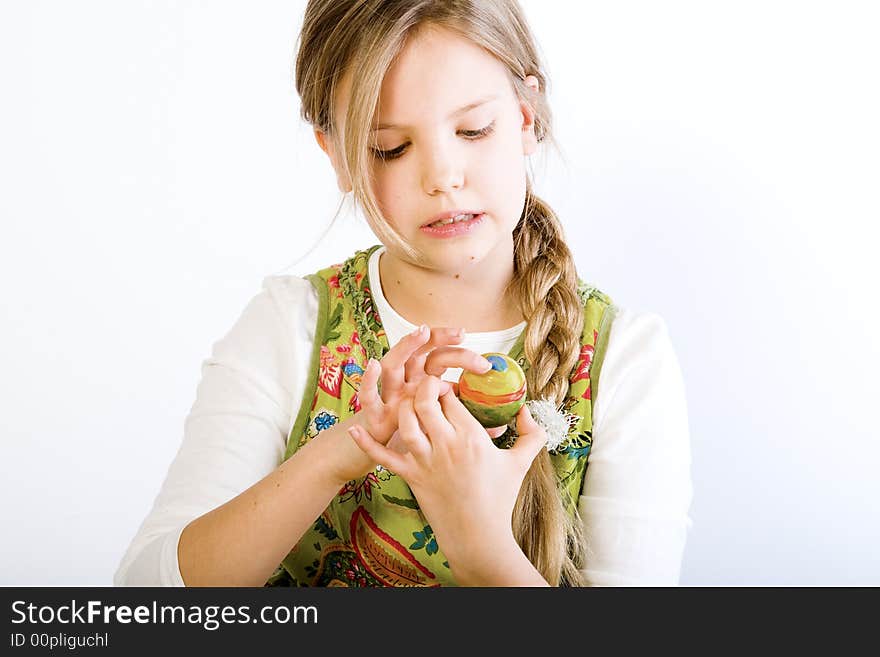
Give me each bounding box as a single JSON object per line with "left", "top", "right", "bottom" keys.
{"left": 578, "top": 308, "right": 694, "bottom": 586}
{"left": 112, "top": 275, "right": 317, "bottom": 586}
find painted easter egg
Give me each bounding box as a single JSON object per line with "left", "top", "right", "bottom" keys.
{"left": 459, "top": 353, "right": 527, "bottom": 427}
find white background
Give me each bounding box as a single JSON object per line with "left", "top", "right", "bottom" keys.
{"left": 1, "top": 1, "right": 878, "bottom": 585}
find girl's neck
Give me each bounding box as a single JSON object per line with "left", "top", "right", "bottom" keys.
{"left": 377, "top": 241, "right": 525, "bottom": 333}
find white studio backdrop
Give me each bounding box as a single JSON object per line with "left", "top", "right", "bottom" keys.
{"left": 1, "top": 1, "right": 877, "bottom": 586}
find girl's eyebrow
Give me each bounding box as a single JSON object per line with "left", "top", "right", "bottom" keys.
{"left": 371, "top": 95, "right": 499, "bottom": 132}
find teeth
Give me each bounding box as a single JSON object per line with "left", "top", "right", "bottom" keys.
{"left": 429, "top": 213, "right": 475, "bottom": 228}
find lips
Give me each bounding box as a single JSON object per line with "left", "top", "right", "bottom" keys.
{"left": 421, "top": 210, "right": 483, "bottom": 229}
{"left": 419, "top": 213, "right": 485, "bottom": 238}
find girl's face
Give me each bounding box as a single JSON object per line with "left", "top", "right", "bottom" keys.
{"left": 329, "top": 26, "right": 540, "bottom": 274}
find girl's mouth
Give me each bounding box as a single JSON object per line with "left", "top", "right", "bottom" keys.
{"left": 420, "top": 213, "right": 485, "bottom": 237}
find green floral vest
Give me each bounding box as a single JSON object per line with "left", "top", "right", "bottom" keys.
{"left": 265, "top": 245, "right": 616, "bottom": 587}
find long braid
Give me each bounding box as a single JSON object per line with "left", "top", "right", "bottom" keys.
{"left": 509, "top": 185, "right": 588, "bottom": 586}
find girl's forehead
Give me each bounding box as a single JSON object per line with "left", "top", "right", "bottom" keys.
{"left": 329, "top": 26, "right": 516, "bottom": 136}
{"left": 374, "top": 27, "right": 514, "bottom": 127}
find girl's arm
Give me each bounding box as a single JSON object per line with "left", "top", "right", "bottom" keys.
{"left": 579, "top": 309, "right": 693, "bottom": 585}
{"left": 177, "top": 327, "right": 494, "bottom": 587}
{"left": 114, "top": 276, "right": 310, "bottom": 587}
{"left": 177, "top": 413, "right": 363, "bottom": 587}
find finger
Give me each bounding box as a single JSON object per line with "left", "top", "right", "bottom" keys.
{"left": 486, "top": 425, "right": 508, "bottom": 439}
{"left": 403, "top": 327, "right": 465, "bottom": 383}
{"left": 438, "top": 385, "right": 483, "bottom": 432}
{"left": 510, "top": 404, "right": 547, "bottom": 466}
{"left": 348, "top": 425, "right": 409, "bottom": 476}
{"left": 413, "top": 376, "right": 453, "bottom": 441}
{"left": 357, "top": 358, "right": 386, "bottom": 425}
{"left": 386, "top": 429, "right": 410, "bottom": 456}
{"left": 397, "top": 396, "right": 432, "bottom": 460}
{"left": 424, "top": 347, "right": 492, "bottom": 378}
{"left": 380, "top": 325, "right": 432, "bottom": 398}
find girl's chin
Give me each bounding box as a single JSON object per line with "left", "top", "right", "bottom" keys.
{"left": 413, "top": 244, "right": 506, "bottom": 273}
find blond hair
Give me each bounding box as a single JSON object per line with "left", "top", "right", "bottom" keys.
{"left": 296, "top": 0, "right": 587, "bottom": 586}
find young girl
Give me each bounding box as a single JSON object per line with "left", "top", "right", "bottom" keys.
{"left": 115, "top": 0, "right": 692, "bottom": 587}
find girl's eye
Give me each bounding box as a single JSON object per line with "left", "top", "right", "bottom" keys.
{"left": 370, "top": 120, "right": 496, "bottom": 161}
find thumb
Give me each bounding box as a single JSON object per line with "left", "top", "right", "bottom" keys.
{"left": 511, "top": 404, "right": 546, "bottom": 463}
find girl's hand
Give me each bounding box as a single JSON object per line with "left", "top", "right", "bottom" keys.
{"left": 347, "top": 376, "right": 548, "bottom": 583}
{"left": 358, "top": 325, "right": 492, "bottom": 441}
{"left": 333, "top": 326, "right": 492, "bottom": 482}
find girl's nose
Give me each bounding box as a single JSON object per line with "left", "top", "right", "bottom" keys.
{"left": 421, "top": 148, "right": 464, "bottom": 195}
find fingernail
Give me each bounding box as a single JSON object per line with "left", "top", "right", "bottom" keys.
{"left": 454, "top": 328, "right": 465, "bottom": 338}
{"left": 411, "top": 324, "right": 427, "bottom": 337}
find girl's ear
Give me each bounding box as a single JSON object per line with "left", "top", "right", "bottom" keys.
{"left": 314, "top": 129, "right": 353, "bottom": 193}
{"left": 519, "top": 75, "right": 541, "bottom": 156}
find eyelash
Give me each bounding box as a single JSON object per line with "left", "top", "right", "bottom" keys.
{"left": 371, "top": 121, "right": 497, "bottom": 161}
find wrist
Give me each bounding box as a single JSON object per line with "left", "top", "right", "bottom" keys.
{"left": 311, "top": 415, "right": 373, "bottom": 486}
{"left": 449, "top": 535, "right": 550, "bottom": 587}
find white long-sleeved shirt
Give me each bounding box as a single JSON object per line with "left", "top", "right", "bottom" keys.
{"left": 114, "top": 246, "right": 693, "bottom": 587}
